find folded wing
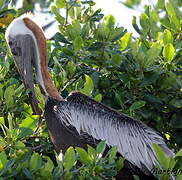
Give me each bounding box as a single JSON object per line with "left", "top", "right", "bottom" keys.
{"left": 54, "top": 92, "right": 174, "bottom": 174}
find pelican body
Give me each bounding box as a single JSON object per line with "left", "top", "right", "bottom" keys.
{"left": 5, "top": 15, "right": 174, "bottom": 179}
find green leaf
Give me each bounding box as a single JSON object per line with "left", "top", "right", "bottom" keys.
{"left": 170, "top": 99, "right": 182, "bottom": 108}
{"left": 176, "top": 149, "right": 182, "bottom": 157}
{"left": 163, "top": 43, "right": 175, "bottom": 62}
{"left": 0, "top": 159, "right": 15, "bottom": 176}
{"left": 96, "top": 141, "right": 106, "bottom": 155}
{"left": 94, "top": 94, "right": 102, "bottom": 102}
{"left": 129, "top": 101, "right": 146, "bottom": 111}
{"left": 95, "top": 22, "right": 110, "bottom": 41}
{"left": 63, "top": 147, "right": 76, "bottom": 171}
{"left": 145, "top": 41, "right": 162, "bottom": 67}
{"left": 14, "top": 141, "right": 25, "bottom": 149}
{"left": 56, "top": 0, "right": 66, "bottom": 8}
{"left": 7, "top": 113, "right": 13, "bottom": 131}
{"left": 132, "top": 16, "right": 142, "bottom": 35}
{"left": 19, "top": 116, "right": 37, "bottom": 129}
{"left": 66, "top": 61, "right": 76, "bottom": 77}
{"left": 160, "top": 18, "right": 171, "bottom": 30}
{"left": 0, "top": 0, "right": 3, "bottom": 7}
{"left": 123, "top": 0, "right": 141, "bottom": 8}
{"left": 105, "top": 15, "right": 115, "bottom": 30}
{"left": 157, "top": 0, "right": 165, "bottom": 9}
{"left": 163, "top": 29, "right": 173, "bottom": 45}
{"left": 0, "top": 84, "right": 3, "bottom": 98}
{"left": 51, "top": 6, "right": 65, "bottom": 25}
{"left": 81, "top": 1, "right": 96, "bottom": 6}
{"left": 112, "top": 54, "right": 122, "bottom": 66}
{"left": 54, "top": 32, "right": 70, "bottom": 44}
{"left": 41, "top": 157, "right": 54, "bottom": 177}
{"left": 153, "top": 144, "right": 169, "bottom": 169}
{"left": 144, "top": 94, "right": 163, "bottom": 104}
{"left": 150, "top": 9, "right": 158, "bottom": 23}
{"left": 81, "top": 23, "right": 90, "bottom": 38}
{"left": 0, "top": 135, "right": 6, "bottom": 149}
{"left": 108, "top": 146, "right": 117, "bottom": 164}
{"left": 116, "top": 157, "right": 124, "bottom": 172}
{"left": 0, "top": 151, "right": 7, "bottom": 170}
{"left": 165, "top": 2, "right": 176, "bottom": 18}
{"left": 18, "top": 116, "right": 38, "bottom": 138}
{"left": 88, "top": 42, "right": 104, "bottom": 51}
{"left": 0, "top": 117, "right": 4, "bottom": 125}
{"left": 62, "top": 47, "right": 74, "bottom": 56}
{"left": 67, "top": 20, "right": 81, "bottom": 40}
{"left": 22, "top": 168, "right": 33, "bottom": 179}
{"left": 29, "top": 152, "right": 42, "bottom": 171}
{"left": 165, "top": 2, "right": 180, "bottom": 31}
{"left": 109, "top": 28, "right": 126, "bottom": 42}
{"left": 80, "top": 75, "right": 94, "bottom": 96}
{"left": 73, "top": 36, "right": 83, "bottom": 53}
{"left": 133, "top": 175, "right": 140, "bottom": 180}
{"left": 87, "top": 145, "right": 97, "bottom": 160}
{"left": 139, "top": 13, "right": 149, "bottom": 31}
{"left": 4, "top": 85, "right": 14, "bottom": 109}
{"left": 120, "top": 32, "right": 131, "bottom": 51}
{"left": 75, "top": 147, "right": 91, "bottom": 165}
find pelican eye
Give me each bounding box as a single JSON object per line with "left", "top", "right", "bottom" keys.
{"left": 9, "top": 41, "right": 13, "bottom": 46}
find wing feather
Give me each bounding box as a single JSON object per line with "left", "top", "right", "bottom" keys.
{"left": 54, "top": 92, "right": 174, "bottom": 174}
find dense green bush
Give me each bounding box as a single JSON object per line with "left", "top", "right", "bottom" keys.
{"left": 0, "top": 0, "right": 182, "bottom": 179}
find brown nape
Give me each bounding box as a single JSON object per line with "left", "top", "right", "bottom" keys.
{"left": 23, "top": 17, "right": 62, "bottom": 100}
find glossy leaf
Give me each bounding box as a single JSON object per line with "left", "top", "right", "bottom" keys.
{"left": 120, "top": 32, "right": 131, "bottom": 51}
{"left": 153, "top": 144, "right": 169, "bottom": 169}
{"left": 75, "top": 147, "right": 91, "bottom": 165}
{"left": 0, "top": 117, "right": 4, "bottom": 125}
{"left": 66, "top": 61, "right": 76, "bottom": 77}
{"left": 163, "top": 43, "right": 175, "bottom": 62}
{"left": 105, "top": 15, "right": 115, "bottom": 30}
{"left": 145, "top": 41, "right": 162, "bottom": 67}
{"left": 87, "top": 145, "right": 97, "bottom": 160}
{"left": 56, "top": 0, "right": 66, "bottom": 9}
{"left": 81, "top": 1, "right": 96, "bottom": 6}
{"left": 139, "top": 13, "right": 149, "bottom": 31}
{"left": 132, "top": 16, "right": 142, "bottom": 35}
{"left": 94, "top": 93, "right": 102, "bottom": 102}
{"left": 176, "top": 149, "right": 182, "bottom": 157}
{"left": 63, "top": 147, "right": 76, "bottom": 171}
{"left": 116, "top": 157, "right": 124, "bottom": 172}
{"left": 4, "top": 85, "right": 14, "bottom": 109}
{"left": 73, "top": 36, "right": 83, "bottom": 53}
{"left": 0, "top": 151, "right": 7, "bottom": 170}
{"left": 54, "top": 32, "right": 70, "bottom": 44}
{"left": 112, "top": 54, "right": 122, "bottom": 66}
{"left": 29, "top": 153, "right": 42, "bottom": 171}
{"left": 129, "top": 101, "right": 146, "bottom": 111}
{"left": 51, "top": 6, "right": 65, "bottom": 25}
{"left": 108, "top": 146, "right": 117, "bottom": 164}
{"left": 80, "top": 75, "right": 94, "bottom": 96}
{"left": 96, "top": 141, "right": 106, "bottom": 155}
{"left": 163, "top": 29, "right": 173, "bottom": 45}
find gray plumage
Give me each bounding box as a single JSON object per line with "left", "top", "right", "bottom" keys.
{"left": 46, "top": 91, "right": 174, "bottom": 176}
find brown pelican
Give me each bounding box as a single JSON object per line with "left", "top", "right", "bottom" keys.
{"left": 5, "top": 14, "right": 174, "bottom": 179}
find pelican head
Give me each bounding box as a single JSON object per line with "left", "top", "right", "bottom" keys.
{"left": 5, "top": 15, "right": 37, "bottom": 91}
{"left": 5, "top": 14, "right": 61, "bottom": 114}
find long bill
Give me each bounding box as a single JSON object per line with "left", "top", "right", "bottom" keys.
{"left": 6, "top": 34, "right": 42, "bottom": 115}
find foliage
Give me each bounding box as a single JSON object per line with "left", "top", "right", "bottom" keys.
{"left": 0, "top": 0, "right": 182, "bottom": 179}
{"left": 153, "top": 144, "right": 182, "bottom": 180}
{"left": 0, "top": 132, "right": 123, "bottom": 180}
